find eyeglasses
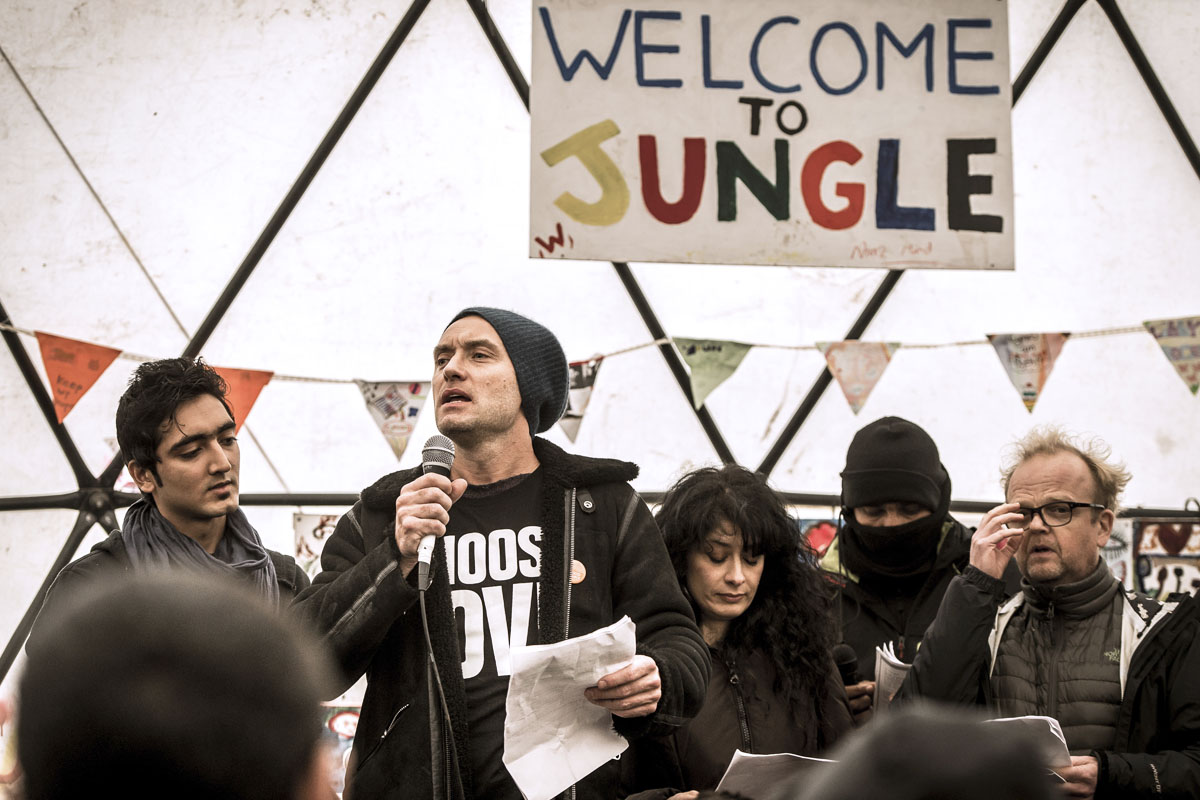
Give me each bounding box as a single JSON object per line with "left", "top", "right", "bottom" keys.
{"left": 1016, "top": 501, "right": 1106, "bottom": 528}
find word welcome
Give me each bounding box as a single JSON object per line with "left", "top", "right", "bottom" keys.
{"left": 538, "top": 8, "right": 1000, "bottom": 96}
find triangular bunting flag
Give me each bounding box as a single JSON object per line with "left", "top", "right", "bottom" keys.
{"left": 212, "top": 366, "right": 274, "bottom": 433}
{"left": 559, "top": 357, "right": 604, "bottom": 442}
{"left": 987, "top": 333, "right": 1069, "bottom": 412}
{"left": 355, "top": 380, "right": 431, "bottom": 460}
{"left": 1143, "top": 316, "right": 1200, "bottom": 395}
{"left": 675, "top": 338, "right": 753, "bottom": 410}
{"left": 818, "top": 341, "right": 900, "bottom": 414}
{"left": 34, "top": 331, "right": 122, "bottom": 423}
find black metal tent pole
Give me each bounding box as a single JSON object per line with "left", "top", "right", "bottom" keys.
{"left": 0, "top": 297, "right": 94, "bottom": 487}
{"left": 1012, "top": 0, "right": 1088, "bottom": 104}
{"left": 94, "top": 0, "right": 437, "bottom": 486}
{"left": 611, "top": 263, "right": 737, "bottom": 462}
{"left": 755, "top": 270, "right": 904, "bottom": 476}
{"left": 465, "top": 0, "right": 737, "bottom": 463}
{"left": 0, "top": 0, "right": 436, "bottom": 684}
{"left": 0, "top": 500, "right": 102, "bottom": 680}
{"left": 637, "top": 488, "right": 1197, "bottom": 520}
{"left": 1097, "top": 0, "right": 1200, "bottom": 180}
{"left": 755, "top": 0, "right": 1089, "bottom": 478}
{"left": 0, "top": 297, "right": 110, "bottom": 680}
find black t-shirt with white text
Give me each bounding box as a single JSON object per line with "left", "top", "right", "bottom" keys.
{"left": 447, "top": 470, "right": 542, "bottom": 800}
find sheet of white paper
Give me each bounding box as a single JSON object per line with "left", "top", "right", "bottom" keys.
{"left": 873, "top": 643, "right": 911, "bottom": 712}
{"left": 716, "top": 749, "right": 836, "bottom": 797}
{"left": 986, "top": 715, "right": 1072, "bottom": 769}
{"left": 503, "top": 615, "right": 635, "bottom": 800}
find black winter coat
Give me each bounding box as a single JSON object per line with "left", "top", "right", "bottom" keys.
{"left": 902, "top": 565, "right": 1200, "bottom": 799}
{"left": 623, "top": 647, "right": 853, "bottom": 798}
{"left": 292, "top": 438, "right": 710, "bottom": 800}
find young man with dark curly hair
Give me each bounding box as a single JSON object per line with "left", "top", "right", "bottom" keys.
{"left": 26, "top": 357, "right": 308, "bottom": 658}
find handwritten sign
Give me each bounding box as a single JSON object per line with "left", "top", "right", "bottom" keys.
{"left": 531, "top": 0, "right": 1013, "bottom": 269}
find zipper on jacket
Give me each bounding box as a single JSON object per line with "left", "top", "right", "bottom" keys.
{"left": 381, "top": 703, "right": 410, "bottom": 742}
{"left": 564, "top": 489, "right": 578, "bottom": 800}
{"left": 1046, "top": 602, "right": 1065, "bottom": 720}
{"left": 355, "top": 703, "right": 410, "bottom": 768}
{"left": 564, "top": 488, "right": 577, "bottom": 640}
{"left": 443, "top": 727, "right": 452, "bottom": 800}
{"left": 727, "top": 659, "right": 753, "bottom": 752}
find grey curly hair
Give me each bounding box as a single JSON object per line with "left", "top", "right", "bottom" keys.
{"left": 1001, "top": 425, "right": 1131, "bottom": 513}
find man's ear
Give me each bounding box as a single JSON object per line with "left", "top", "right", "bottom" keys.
{"left": 1096, "top": 508, "right": 1115, "bottom": 548}
{"left": 127, "top": 460, "right": 158, "bottom": 494}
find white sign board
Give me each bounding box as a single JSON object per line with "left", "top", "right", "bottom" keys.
{"left": 530, "top": 0, "right": 1013, "bottom": 270}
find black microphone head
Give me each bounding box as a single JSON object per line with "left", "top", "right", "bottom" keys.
{"left": 421, "top": 434, "right": 455, "bottom": 478}
{"left": 833, "top": 643, "right": 861, "bottom": 685}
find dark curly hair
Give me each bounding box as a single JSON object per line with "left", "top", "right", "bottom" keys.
{"left": 656, "top": 465, "right": 838, "bottom": 728}
{"left": 115, "top": 357, "right": 232, "bottom": 484}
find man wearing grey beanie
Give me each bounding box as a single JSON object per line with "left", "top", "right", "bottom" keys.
{"left": 295, "top": 308, "right": 709, "bottom": 800}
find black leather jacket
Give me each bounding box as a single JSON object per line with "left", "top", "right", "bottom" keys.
{"left": 293, "top": 438, "right": 710, "bottom": 800}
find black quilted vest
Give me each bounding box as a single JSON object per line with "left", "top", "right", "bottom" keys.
{"left": 992, "top": 561, "right": 1123, "bottom": 754}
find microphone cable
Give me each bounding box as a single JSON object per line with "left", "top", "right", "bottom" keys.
{"left": 420, "top": 581, "right": 463, "bottom": 798}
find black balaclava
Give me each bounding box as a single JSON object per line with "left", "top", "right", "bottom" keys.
{"left": 838, "top": 416, "right": 952, "bottom": 580}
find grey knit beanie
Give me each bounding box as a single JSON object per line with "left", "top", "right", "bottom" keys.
{"left": 448, "top": 307, "right": 569, "bottom": 435}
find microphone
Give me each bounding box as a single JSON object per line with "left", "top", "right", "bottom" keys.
{"left": 417, "top": 435, "right": 455, "bottom": 591}
{"left": 833, "top": 643, "right": 862, "bottom": 686}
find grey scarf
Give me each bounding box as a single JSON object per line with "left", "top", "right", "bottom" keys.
{"left": 121, "top": 497, "right": 280, "bottom": 606}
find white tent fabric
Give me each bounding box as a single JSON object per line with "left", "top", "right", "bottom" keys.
{"left": 3, "top": 0, "right": 1200, "bottom": 694}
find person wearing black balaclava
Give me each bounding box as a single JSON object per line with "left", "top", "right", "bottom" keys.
{"left": 819, "top": 416, "right": 1019, "bottom": 725}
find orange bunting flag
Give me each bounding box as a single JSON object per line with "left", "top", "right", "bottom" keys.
{"left": 987, "top": 333, "right": 1069, "bottom": 412}
{"left": 1143, "top": 316, "right": 1200, "bottom": 395}
{"left": 818, "top": 341, "right": 900, "bottom": 414}
{"left": 34, "top": 331, "right": 122, "bottom": 423}
{"left": 212, "top": 366, "right": 273, "bottom": 432}
{"left": 560, "top": 357, "right": 604, "bottom": 442}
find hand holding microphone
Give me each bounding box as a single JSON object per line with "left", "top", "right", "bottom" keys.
{"left": 393, "top": 435, "right": 466, "bottom": 589}
{"left": 834, "top": 643, "right": 876, "bottom": 725}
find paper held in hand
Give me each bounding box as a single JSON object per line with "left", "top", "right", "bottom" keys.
{"left": 502, "top": 616, "right": 636, "bottom": 800}
{"left": 715, "top": 750, "right": 836, "bottom": 798}
{"left": 986, "top": 715, "right": 1072, "bottom": 771}
{"left": 873, "top": 641, "right": 912, "bottom": 712}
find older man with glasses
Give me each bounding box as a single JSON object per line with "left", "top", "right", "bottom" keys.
{"left": 900, "top": 426, "right": 1200, "bottom": 800}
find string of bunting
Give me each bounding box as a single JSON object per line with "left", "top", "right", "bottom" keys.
{"left": 4, "top": 316, "right": 1197, "bottom": 457}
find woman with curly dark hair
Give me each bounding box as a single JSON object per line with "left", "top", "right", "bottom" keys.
{"left": 624, "top": 465, "right": 853, "bottom": 798}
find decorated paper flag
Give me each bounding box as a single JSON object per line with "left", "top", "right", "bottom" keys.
{"left": 294, "top": 512, "right": 340, "bottom": 581}
{"left": 818, "top": 341, "right": 900, "bottom": 414}
{"left": 559, "top": 357, "right": 603, "bottom": 442}
{"left": 675, "top": 338, "right": 753, "bottom": 410}
{"left": 1143, "top": 316, "right": 1200, "bottom": 394}
{"left": 987, "top": 333, "right": 1069, "bottom": 412}
{"left": 34, "top": 331, "right": 122, "bottom": 423}
{"left": 355, "top": 380, "right": 430, "bottom": 459}
{"left": 212, "top": 366, "right": 273, "bottom": 432}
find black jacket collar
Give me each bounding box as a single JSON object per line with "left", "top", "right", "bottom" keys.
{"left": 360, "top": 437, "right": 637, "bottom": 510}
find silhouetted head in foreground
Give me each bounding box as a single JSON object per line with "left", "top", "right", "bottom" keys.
{"left": 786, "top": 706, "right": 1056, "bottom": 800}
{"left": 19, "top": 573, "right": 335, "bottom": 800}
